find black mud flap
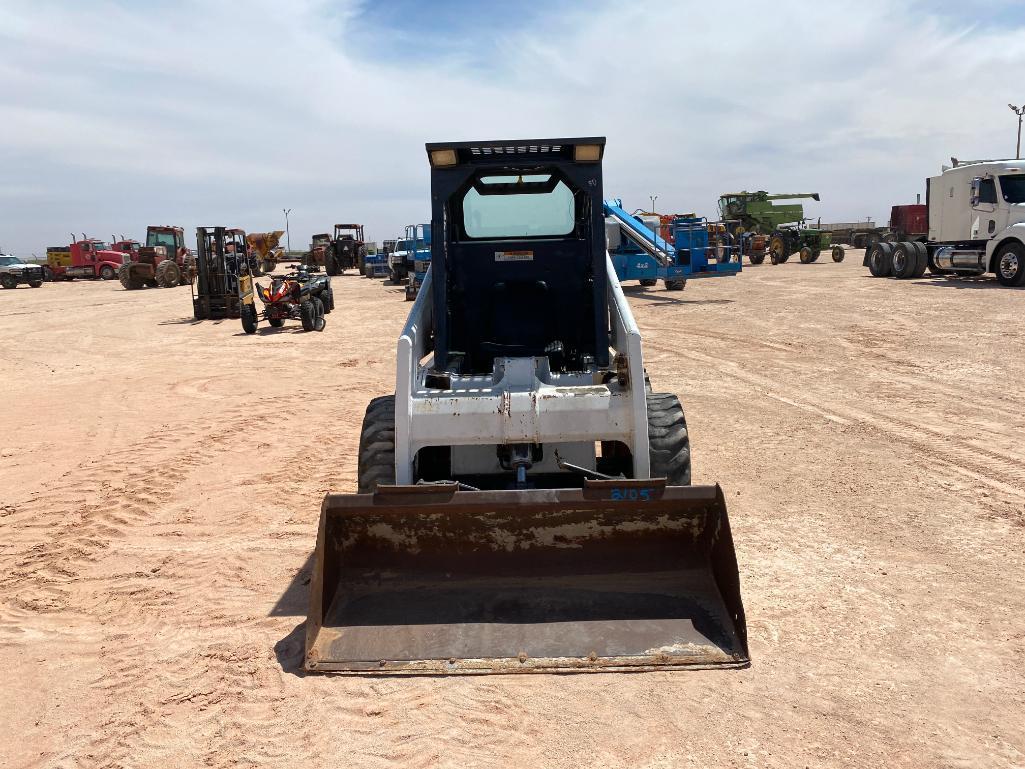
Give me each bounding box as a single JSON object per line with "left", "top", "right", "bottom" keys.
{"left": 305, "top": 480, "right": 748, "bottom": 674}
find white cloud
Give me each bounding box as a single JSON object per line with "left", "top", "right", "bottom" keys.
{"left": 1, "top": 0, "right": 1023, "bottom": 254}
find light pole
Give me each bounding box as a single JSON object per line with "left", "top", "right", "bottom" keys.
{"left": 1009, "top": 104, "right": 1024, "bottom": 159}
{"left": 649, "top": 194, "right": 658, "bottom": 213}
{"left": 283, "top": 208, "right": 292, "bottom": 253}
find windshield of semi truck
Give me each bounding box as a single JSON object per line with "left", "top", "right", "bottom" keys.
{"left": 999, "top": 175, "right": 1025, "bottom": 204}
{"left": 147, "top": 231, "right": 178, "bottom": 248}
{"left": 463, "top": 174, "right": 575, "bottom": 238}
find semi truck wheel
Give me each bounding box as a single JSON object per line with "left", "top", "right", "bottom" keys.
{"left": 995, "top": 241, "right": 1025, "bottom": 287}
{"left": 357, "top": 395, "right": 397, "bottom": 493}
{"left": 910, "top": 242, "right": 928, "bottom": 278}
{"left": 891, "top": 242, "right": 919, "bottom": 279}
{"left": 867, "top": 243, "right": 893, "bottom": 277}
{"left": 99, "top": 265, "right": 116, "bottom": 280}
{"left": 647, "top": 392, "right": 691, "bottom": 486}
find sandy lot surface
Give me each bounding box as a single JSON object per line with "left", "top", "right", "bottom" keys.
{"left": 1, "top": 257, "right": 1023, "bottom": 769}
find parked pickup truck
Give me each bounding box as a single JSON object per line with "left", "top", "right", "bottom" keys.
{"left": 0, "top": 254, "right": 45, "bottom": 289}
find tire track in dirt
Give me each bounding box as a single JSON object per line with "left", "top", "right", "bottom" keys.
{"left": 647, "top": 339, "right": 1025, "bottom": 506}
{"left": 60, "top": 389, "right": 367, "bottom": 768}
{"left": 0, "top": 394, "right": 287, "bottom": 767}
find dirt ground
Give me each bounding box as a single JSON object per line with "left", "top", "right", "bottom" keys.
{"left": 1, "top": 256, "right": 1023, "bottom": 769}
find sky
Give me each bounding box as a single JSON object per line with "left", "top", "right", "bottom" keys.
{"left": 2, "top": 0, "right": 1025, "bottom": 256}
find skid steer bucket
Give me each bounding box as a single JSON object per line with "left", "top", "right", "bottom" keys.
{"left": 305, "top": 480, "right": 748, "bottom": 674}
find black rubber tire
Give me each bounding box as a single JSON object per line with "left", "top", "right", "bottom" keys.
{"left": 664, "top": 279, "right": 686, "bottom": 291}
{"left": 43, "top": 266, "right": 55, "bottom": 282}
{"left": 647, "top": 392, "right": 691, "bottom": 486}
{"left": 241, "top": 304, "right": 258, "bottom": 334}
{"left": 639, "top": 278, "right": 658, "bottom": 287}
{"left": 892, "top": 242, "right": 918, "bottom": 279}
{"left": 832, "top": 245, "right": 846, "bottom": 263}
{"left": 909, "top": 242, "right": 928, "bottom": 278}
{"left": 748, "top": 252, "right": 766, "bottom": 265}
{"left": 28, "top": 281, "right": 42, "bottom": 288}
{"left": 867, "top": 242, "right": 893, "bottom": 277}
{"left": 769, "top": 234, "right": 787, "bottom": 265}
{"left": 155, "top": 259, "right": 180, "bottom": 288}
{"left": 811, "top": 249, "right": 821, "bottom": 263}
{"left": 268, "top": 317, "right": 284, "bottom": 327}
{"left": 0, "top": 275, "right": 15, "bottom": 289}
{"left": 357, "top": 395, "right": 397, "bottom": 493}
{"left": 321, "top": 288, "right": 334, "bottom": 313}
{"left": 314, "top": 298, "right": 326, "bottom": 331}
{"left": 300, "top": 300, "right": 316, "bottom": 331}
{"left": 995, "top": 241, "right": 1025, "bottom": 286}
{"left": 117, "top": 263, "right": 144, "bottom": 290}
{"left": 99, "top": 265, "right": 116, "bottom": 281}
{"left": 325, "top": 255, "right": 338, "bottom": 276}
{"left": 799, "top": 246, "right": 814, "bottom": 264}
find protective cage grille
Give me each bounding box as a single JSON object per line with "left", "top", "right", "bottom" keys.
{"left": 468, "top": 144, "right": 563, "bottom": 156}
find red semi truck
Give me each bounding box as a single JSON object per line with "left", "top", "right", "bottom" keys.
{"left": 45, "top": 237, "right": 125, "bottom": 281}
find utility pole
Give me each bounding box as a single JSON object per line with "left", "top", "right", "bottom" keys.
{"left": 1009, "top": 104, "right": 1024, "bottom": 159}
{"left": 283, "top": 208, "right": 292, "bottom": 253}
{"left": 649, "top": 194, "right": 658, "bottom": 213}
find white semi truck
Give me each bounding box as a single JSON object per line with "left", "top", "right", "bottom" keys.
{"left": 865, "top": 158, "right": 1025, "bottom": 286}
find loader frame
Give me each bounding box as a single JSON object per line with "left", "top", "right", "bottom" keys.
{"left": 395, "top": 258, "right": 650, "bottom": 484}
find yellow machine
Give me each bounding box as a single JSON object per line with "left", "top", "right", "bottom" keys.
{"left": 246, "top": 231, "right": 286, "bottom": 274}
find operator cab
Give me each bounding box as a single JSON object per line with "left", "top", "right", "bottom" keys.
{"left": 426, "top": 138, "right": 608, "bottom": 376}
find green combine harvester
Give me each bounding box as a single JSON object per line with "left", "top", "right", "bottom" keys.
{"left": 718, "top": 191, "right": 844, "bottom": 265}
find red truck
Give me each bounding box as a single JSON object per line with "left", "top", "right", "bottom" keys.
{"left": 45, "top": 237, "right": 125, "bottom": 281}
{"left": 110, "top": 237, "right": 141, "bottom": 259}
{"left": 886, "top": 204, "right": 927, "bottom": 242}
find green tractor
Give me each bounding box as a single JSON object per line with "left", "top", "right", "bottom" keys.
{"left": 718, "top": 191, "right": 845, "bottom": 265}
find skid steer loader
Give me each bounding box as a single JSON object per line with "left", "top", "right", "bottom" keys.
{"left": 306, "top": 137, "right": 748, "bottom": 674}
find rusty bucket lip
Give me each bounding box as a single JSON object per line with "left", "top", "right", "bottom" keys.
{"left": 305, "top": 481, "right": 748, "bottom": 675}
{"left": 305, "top": 656, "right": 751, "bottom": 676}
{"left": 321, "top": 479, "right": 723, "bottom": 512}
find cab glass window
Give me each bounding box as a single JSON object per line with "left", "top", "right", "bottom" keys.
{"left": 979, "top": 178, "right": 998, "bottom": 205}
{"left": 999, "top": 175, "right": 1025, "bottom": 204}
{"left": 462, "top": 175, "right": 575, "bottom": 238}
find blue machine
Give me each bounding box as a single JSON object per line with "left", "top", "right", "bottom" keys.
{"left": 363, "top": 242, "right": 391, "bottom": 279}
{"left": 604, "top": 199, "right": 741, "bottom": 290}
{"left": 405, "top": 223, "right": 431, "bottom": 301}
